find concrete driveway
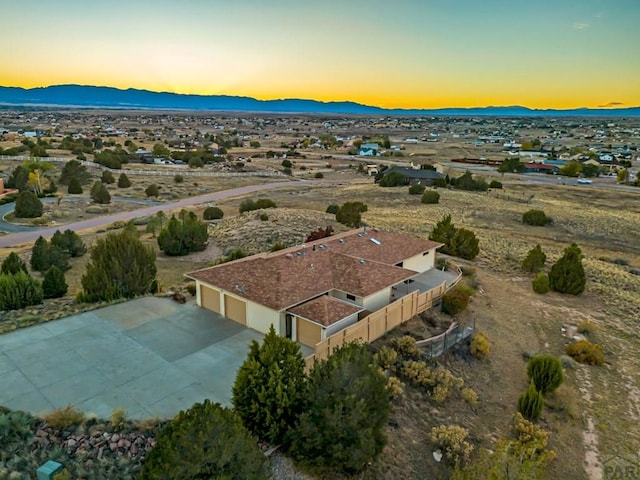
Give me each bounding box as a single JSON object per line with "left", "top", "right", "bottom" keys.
{"left": 0, "top": 297, "right": 262, "bottom": 419}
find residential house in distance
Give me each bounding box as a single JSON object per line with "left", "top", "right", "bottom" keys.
{"left": 379, "top": 166, "right": 445, "bottom": 186}
{"left": 358, "top": 143, "right": 381, "bottom": 156}
{"left": 0, "top": 178, "right": 19, "bottom": 200}
{"left": 186, "top": 229, "right": 444, "bottom": 348}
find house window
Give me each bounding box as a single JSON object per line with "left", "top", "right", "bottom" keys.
{"left": 346, "top": 294, "right": 356, "bottom": 301}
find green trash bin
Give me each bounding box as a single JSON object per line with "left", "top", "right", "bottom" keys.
{"left": 36, "top": 460, "right": 63, "bottom": 480}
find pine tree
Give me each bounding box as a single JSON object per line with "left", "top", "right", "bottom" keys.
{"left": 1, "top": 252, "right": 28, "bottom": 275}
{"left": 157, "top": 211, "right": 208, "bottom": 256}
{"left": 14, "top": 190, "right": 43, "bottom": 218}
{"left": 67, "top": 176, "right": 83, "bottom": 194}
{"left": 42, "top": 266, "right": 68, "bottom": 299}
{"left": 51, "top": 229, "right": 86, "bottom": 257}
{"left": 145, "top": 184, "right": 160, "bottom": 198}
{"left": 517, "top": 382, "right": 544, "bottom": 421}
{"left": 91, "top": 181, "right": 111, "bottom": 204}
{"left": 30, "top": 236, "right": 50, "bottom": 272}
{"left": 0, "top": 271, "right": 43, "bottom": 310}
{"left": 548, "top": 243, "right": 586, "bottom": 295}
{"left": 79, "top": 226, "right": 157, "bottom": 302}
{"left": 117, "top": 172, "right": 131, "bottom": 188}
{"left": 290, "top": 342, "right": 391, "bottom": 474}
{"left": 527, "top": 355, "right": 564, "bottom": 395}
{"left": 450, "top": 228, "right": 480, "bottom": 260}
{"left": 101, "top": 170, "right": 115, "bottom": 184}
{"left": 429, "top": 214, "right": 457, "bottom": 255}
{"left": 522, "top": 244, "right": 547, "bottom": 273}
{"left": 232, "top": 325, "right": 307, "bottom": 446}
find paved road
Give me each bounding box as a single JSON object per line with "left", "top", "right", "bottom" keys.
{"left": 0, "top": 179, "right": 341, "bottom": 248}
{"left": 0, "top": 196, "right": 162, "bottom": 234}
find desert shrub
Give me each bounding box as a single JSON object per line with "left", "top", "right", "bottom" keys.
{"left": 185, "top": 282, "right": 197, "bottom": 296}
{"left": 387, "top": 376, "right": 404, "bottom": 399}
{"left": 0, "top": 271, "right": 43, "bottom": 310}
{"left": 461, "top": 265, "right": 476, "bottom": 277}
{"left": 217, "top": 248, "right": 247, "bottom": 264}
{"left": 232, "top": 326, "right": 306, "bottom": 446}
{"left": 314, "top": 172, "right": 324, "bottom": 179}
{"left": 566, "top": 340, "right": 604, "bottom": 366}
{"left": 430, "top": 425, "right": 474, "bottom": 465}
{"left": 577, "top": 319, "right": 598, "bottom": 336}
{"left": 548, "top": 243, "right": 586, "bottom": 295}
{"left": 203, "top": 206, "right": 224, "bottom": 220}
{"left": 391, "top": 335, "right": 420, "bottom": 360}
{"left": 283, "top": 167, "right": 292, "bottom": 175}
{"left": 452, "top": 171, "right": 488, "bottom": 191}
{"left": 67, "top": 176, "right": 83, "bottom": 194}
{"left": 522, "top": 244, "right": 547, "bottom": 273}
{"left": 259, "top": 213, "right": 269, "bottom": 221}
{"left": 291, "top": 342, "right": 391, "bottom": 475}
{"left": 281, "top": 159, "right": 292, "bottom": 168}
{"left": 79, "top": 225, "right": 157, "bottom": 302}
{"left": 470, "top": 332, "right": 490, "bottom": 359}
{"left": 532, "top": 272, "right": 550, "bottom": 294}
{"left": 110, "top": 407, "right": 128, "bottom": 432}
{"left": 461, "top": 387, "right": 478, "bottom": 405}
{"left": 145, "top": 184, "right": 160, "bottom": 198}
{"left": 14, "top": 190, "right": 43, "bottom": 218}
{"left": 42, "top": 266, "right": 68, "bottom": 299}
{"left": 43, "top": 405, "right": 85, "bottom": 429}
{"left": 489, "top": 180, "right": 503, "bottom": 189}
{"left": 433, "top": 177, "right": 447, "bottom": 188}
{"left": 379, "top": 171, "right": 407, "bottom": 187}
{"left": 140, "top": 400, "right": 269, "bottom": 480}
{"left": 374, "top": 346, "right": 398, "bottom": 370}
{"left": 157, "top": 211, "right": 208, "bottom": 256}
{"left": 239, "top": 198, "right": 277, "bottom": 213}
{"left": 173, "top": 174, "right": 184, "bottom": 183}
{"left": 325, "top": 204, "right": 339, "bottom": 214}
{"left": 421, "top": 190, "right": 440, "bottom": 204}
{"left": 335, "top": 201, "right": 368, "bottom": 228}
{"left": 522, "top": 209, "right": 549, "bottom": 226}
{"left": 527, "top": 354, "right": 564, "bottom": 395}
{"left": 91, "top": 181, "right": 111, "bottom": 204}
{"left": 517, "top": 382, "right": 544, "bottom": 421}
{"left": 400, "top": 362, "right": 460, "bottom": 402}
{"left": 117, "top": 172, "right": 131, "bottom": 188}
{"left": 1, "top": 252, "right": 27, "bottom": 275}
{"left": 270, "top": 242, "right": 286, "bottom": 252}
{"left": 409, "top": 184, "right": 426, "bottom": 195}
{"left": 441, "top": 286, "right": 470, "bottom": 316}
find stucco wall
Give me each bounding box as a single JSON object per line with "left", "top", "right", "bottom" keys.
{"left": 331, "top": 290, "right": 363, "bottom": 306}
{"left": 324, "top": 312, "right": 359, "bottom": 338}
{"left": 363, "top": 287, "right": 392, "bottom": 312}
{"left": 246, "top": 301, "right": 281, "bottom": 334}
{"left": 402, "top": 250, "right": 436, "bottom": 272}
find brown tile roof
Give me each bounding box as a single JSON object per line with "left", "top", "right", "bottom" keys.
{"left": 187, "top": 229, "right": 441, "bottom": 311}
{"left": 288, "top": 296, "right": 363, "bottom": 327}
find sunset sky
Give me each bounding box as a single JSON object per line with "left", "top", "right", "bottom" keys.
{"left": 1, "top": 0, "right": 638, "bottom": 109}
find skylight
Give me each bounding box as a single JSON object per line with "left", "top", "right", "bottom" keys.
{"left": 370, "top": 238, "right": 382, "bottom": 246}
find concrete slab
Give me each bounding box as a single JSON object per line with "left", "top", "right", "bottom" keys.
{"left": 0, "top": 297, "right": 263, "bottom": 419}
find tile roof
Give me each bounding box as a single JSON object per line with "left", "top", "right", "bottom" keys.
{"left": 187, "top": 229, "right": 442, "bottom": 311}
{"left": 288, "top": 296, "right": 363, "bottom": 327}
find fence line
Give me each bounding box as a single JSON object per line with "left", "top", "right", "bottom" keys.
{"left": 416, "top": 319, "right": 476, "bottom": 359}
{"left": 0, "top": 155, "right": 285, "bottom": 178}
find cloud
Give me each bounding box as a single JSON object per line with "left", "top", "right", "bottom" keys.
{"left": 598, "top": 102, "right": 625, "bottom": 108}
{"left": 573, "top": 22, "right": 590, "bottom": 30}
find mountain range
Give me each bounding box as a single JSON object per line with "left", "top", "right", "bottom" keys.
{"left": 1, "top": 85, "right": 639, "bottom": 117}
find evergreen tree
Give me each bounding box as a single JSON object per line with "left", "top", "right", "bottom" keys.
{"left": 429, "top": 214, "right": 457, "bottom": 255}
{"left": 450, "top": 228, "right": 480, "bottom": 260}
{"left": 59, "top": 159, "right": 91, "bottom": 185}
{"left": 522, "top": 245, "right": 547, "bottom": 273}
{"left": 517, "top": 382, "right": 544, "bottom": 422}
{"left": 6, "top": 165, "right": 29, "bottom": 191}
{"left": 548, "top": 243, "right": 586, "bottom": 295}
{"left": 30, "top": 236, "right": 50, "bottom": 272}
{"left": 101, "top": 170, "right": 115, "bottom": 184}
{"left": 117, "top": 172, "right": 131, "bottom": 188}
{"left": 145, "top": 184, "right": 160, "bottom": 198}
{"left": 139, "top": 400, "right": 269, "bottom": 480}
{"left": 1, "top": 252, "right": 27, "bottom": 275}
{"left": 157, "top": 211, "right": 208, "bottom": 256}
{"left": 335, "top": 201, "right": 368, "bottom": 228}
{"left": 51, "top": 229, "right": 86, "bottom": 257}
{"left": 91, "top": 181, "right": 111, "bottom": 204}
{"left": 232, "top": 325, "right": 307, "bottom": 446}
{"left": 42, "top": 266, "right": 68, "bottom": 299}
{"left": 527, "top": 354, "right": 564, "bottom": 395}
{"left": 291, "top": 342, "right": 391, "bottom": 475}
{"left": 79, "top": 226, "right": 157, "bottom": 302}
{"left": 14, "top": 191, "right": 43, "bottom": 218}
{"left": 67, "top": 176, "right": 83, "bottom": 194}
{"left": 0, "top": 271, "right": 43, "bottom": 310}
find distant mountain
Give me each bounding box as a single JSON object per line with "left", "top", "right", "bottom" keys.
{"left": 1, "top": 85, "right": 639, "bottom": 117}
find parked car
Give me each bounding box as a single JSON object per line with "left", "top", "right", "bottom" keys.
{"left": 577, "top": 178, "right": 593, "bottom": 184}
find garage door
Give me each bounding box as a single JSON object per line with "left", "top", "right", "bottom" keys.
{"left": 200, "top": 286, "right": 221, "bottom": 314}
{"left": 296, "top": 318, "right": 322, "bottom": 347}
{"left": 224, "top": 295, "right": 246, "bottom": 325}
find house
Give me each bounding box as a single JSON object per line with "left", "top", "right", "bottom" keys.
{"left": 523, "top": 163, "right": 558, "bottom": 174}
{"left": 186, "top": 229, "right": 442, "bottom": 348}
{"left": 379, "top": 167, "right": 445, "bottom": 186}
{"left": 0, "top": 178, "right": 19, "bottom": 200}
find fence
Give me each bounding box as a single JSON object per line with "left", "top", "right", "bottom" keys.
{"left": 0, "top": 155, "right": 285, "bottom": 178}
{"left": 416, "top": 319, "right": 476, "bottom": 359}
{"left": 305, "top": 281, "right": 447, "bottom": 370}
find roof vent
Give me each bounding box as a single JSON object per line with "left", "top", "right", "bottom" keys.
{"left": 359, "top": 259, "right": 366, "bottom": 265}
{"left": 285, "top": 253, "right": 293, "bottom": 259}
{"left": 296, "top": 251, "right": 302, "bottom": 256}
{"left": 339, "top": 239, "right": 345, "bottom": 243}
{"left": 357, "top": 233, "right": 363, "bottom": 237}
{"left": 370, "top": 238, "right": 382, "bottom": 246}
